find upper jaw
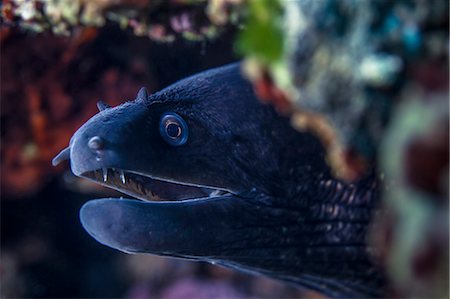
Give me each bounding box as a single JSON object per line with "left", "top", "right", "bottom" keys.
{"left": 53, "top": 130, "right": 238, "bottom": 202}
{"left": 80, "top": 167, "right": 232, "bottom": 202}
{"left": 52, "top": 107, "right": 240, "bottom": 202}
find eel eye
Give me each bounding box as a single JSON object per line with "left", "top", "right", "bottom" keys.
{"left": 159, "top": 112, "right": 189, "bottom": 146}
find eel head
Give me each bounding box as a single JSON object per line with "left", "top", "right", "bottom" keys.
{"left": 53, "top": 64, "right": 383, "bottom": 298}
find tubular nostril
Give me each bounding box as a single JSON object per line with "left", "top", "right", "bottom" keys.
{"left": 88, "top": 136, "right": 104, "bottom": 151}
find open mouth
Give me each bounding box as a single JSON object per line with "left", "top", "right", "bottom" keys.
{"left": 81, "top": 168, "right": 229, "bottom": 202}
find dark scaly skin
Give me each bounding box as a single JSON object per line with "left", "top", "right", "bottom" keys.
{"left": 54, "top": 63, "right": 385, "bottom": 298}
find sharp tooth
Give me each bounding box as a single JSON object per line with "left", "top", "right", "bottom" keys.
{"left": 120, "top": 170, "right": 126, "bottom": 184}
{"left": 102, "top": 168, "right": 108, "bottom": 182}
{"left": 210, "top": 190, "right": 221, "bottom": 197}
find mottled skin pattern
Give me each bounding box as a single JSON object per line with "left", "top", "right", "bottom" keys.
{"left": 55, "top": 64, "right": 384, "bottom": 298}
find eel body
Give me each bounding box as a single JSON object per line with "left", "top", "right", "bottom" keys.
{"left": 53, "top": 63, "right": 384, "bottom": 298}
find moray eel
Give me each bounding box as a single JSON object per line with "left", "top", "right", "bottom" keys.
{"left": 53, "top": 63, "right": 384, "bottom": 298}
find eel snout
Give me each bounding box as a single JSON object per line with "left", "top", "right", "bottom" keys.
{"left": 51, "top": 103, "right": 230, "bottom": 202}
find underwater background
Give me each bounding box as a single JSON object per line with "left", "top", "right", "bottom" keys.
{"left": 1, "top": 0, "right": 448, "bottom": 298}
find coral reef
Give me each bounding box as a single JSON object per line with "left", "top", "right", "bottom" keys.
{"left": 0, "top": 27, "right": 153, "bottom": 196}
{"left": 374, "top": 96, "right": 448, "bottom": 298}
{"left": 239, "top": 0, "right": 448, "bottom": 182}
{"left": 1, "top": 0, "right": 243, "bottom": 41}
